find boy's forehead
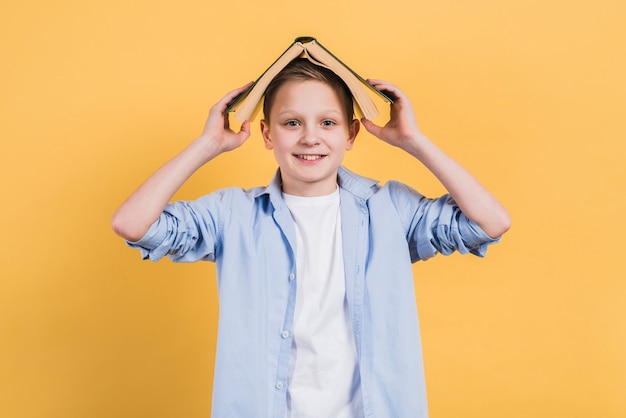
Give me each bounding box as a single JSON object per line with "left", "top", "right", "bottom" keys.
{"left": 273, "top": 79, "right": 342, "bottom": 102}
{"left": 275, "top": 78, "right": 327, "bottom": 91}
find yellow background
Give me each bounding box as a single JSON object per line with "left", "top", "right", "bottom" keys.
{"left": 1, "top": 0, "right": 624, "bottom": 417}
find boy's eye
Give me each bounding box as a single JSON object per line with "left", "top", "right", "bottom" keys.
{"left": 321, "top": 120, "right": 336, "bottom": 127}
{"left": 284, "top": 120, "right": 300, "bottom": 127}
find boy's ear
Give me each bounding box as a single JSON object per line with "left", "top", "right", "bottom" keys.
{"left": 346, "top": 119, "right": 360, "bottom": 150}
{"left": 260, "top": 119, "right": 273, "bottom": 150}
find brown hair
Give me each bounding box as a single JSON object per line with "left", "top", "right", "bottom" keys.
{"left": 262, "top": 58, "right": 354, "bottom": 122}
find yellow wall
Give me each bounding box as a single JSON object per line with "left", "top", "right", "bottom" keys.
{"left": 1, "top": 0, "right": 624, "bottom": 416}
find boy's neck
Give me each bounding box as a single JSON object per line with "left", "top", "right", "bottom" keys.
{"left": 283, "top": 184, "right": 339, "bottom": 199}
{"left": 281, "top": 181, "right": 339, "bottom": 197}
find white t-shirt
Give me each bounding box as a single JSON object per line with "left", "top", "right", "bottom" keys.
{"left": 283, "top": 188, "right": 363, "bottom": 418}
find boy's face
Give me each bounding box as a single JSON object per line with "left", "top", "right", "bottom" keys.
{"left": 261, "top": 80, "right": 359, "bottom": 197}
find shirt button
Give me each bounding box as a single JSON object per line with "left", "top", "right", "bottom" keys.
{"left": 281, "top": 330, "right": 290, "bottom": 339}
{"left": 289, "top": 273, "right": 295, "bottom": 281}
{"left": 275, "top": 382, "right": 284, "bottom": 390}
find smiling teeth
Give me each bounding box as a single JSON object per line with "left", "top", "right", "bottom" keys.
{"left": 297, "top": 155, "right": 323, "bottom": 161}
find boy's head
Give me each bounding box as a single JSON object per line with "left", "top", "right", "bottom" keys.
{"left": 262, "top": 58, "right": 354, "bottom": 123}
{"left": 259, "top": 58, "right": 360, "bottom": 197}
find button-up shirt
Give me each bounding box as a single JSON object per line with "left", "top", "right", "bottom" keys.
{"left": 129, "top": 166, "right": 500, "bottom": 418}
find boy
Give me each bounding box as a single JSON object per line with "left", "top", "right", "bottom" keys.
{"left": 112, "top": 58, "right": 510, "bottom": 417}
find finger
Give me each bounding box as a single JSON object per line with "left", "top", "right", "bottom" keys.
{"left": 360, "top": 118, "right": 383, "bottom": 138}
{"left": 367, "top": 79, "right": 397, "bottom": 90}
{"left": 227, "top": 81, "right": 255, "bottom": 100}
{"left": 216, "top": 82, "right": 255, "bottom": 112}
{"left": 367, "top": 79, "right": 404, "bottom": 102}
{"left": 239, "top": 120, "right": 250, "bottom": 135}
{"left": 367, "top": 78, "right": 389, "bottom": 86}
{"left": 236, "top": 120, "right": 251, "bottom": 142}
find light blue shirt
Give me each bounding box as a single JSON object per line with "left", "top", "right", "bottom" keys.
{"left": 129, "top": 166, "right": 500, "bottom": 418}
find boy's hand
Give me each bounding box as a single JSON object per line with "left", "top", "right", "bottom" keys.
{"left": 111, "top": 82, "right": 256, "bottom": 242}
{"left": 360, "top": 80, "right": 424, "bottom": 150}
{"left": 362, "top": 80, "right": 511, "bottom": 238}
{"left": 200, "top": 83, "right": 254, "bottom": 154}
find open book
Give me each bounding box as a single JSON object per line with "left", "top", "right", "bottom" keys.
{"left": 227, "top": 36, "right": 393, "bottom": 122}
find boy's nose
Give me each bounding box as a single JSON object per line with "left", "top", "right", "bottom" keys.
{"left": 299, "top": 128, "right": 321, "bottom": 146}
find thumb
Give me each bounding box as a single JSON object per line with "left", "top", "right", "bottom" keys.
{"left": 360, "top": 118, "right": 383, "bottom": 138}
{"left": 237, "top": 120, "right": 251, "bottom": 141}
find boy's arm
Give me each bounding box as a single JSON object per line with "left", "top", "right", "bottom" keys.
{"left": 361, "top": 79, "right": 511, "bottom": 238}
{"left": 111, "top": 83, "right": 252, "bottom": 242}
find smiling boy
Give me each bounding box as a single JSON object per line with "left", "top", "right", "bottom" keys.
{"left": 261, "top": 76, "right": 358, "bottom": 197}
{"left": 112, "top": 58, "right": 510, "bottom": 417}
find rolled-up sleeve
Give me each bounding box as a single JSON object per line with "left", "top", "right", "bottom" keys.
{"left": 126, "top": 190, "right": 232, "bottom": 263}
{"left": 387, "top": 181, "right": 500, "bottom": 262}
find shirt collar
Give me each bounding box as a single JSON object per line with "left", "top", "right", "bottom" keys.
{"left": 337, "top": 166, "right": 378, "bottom": 200}
{"left": 254, "top": 166, "right": 379, "bottom": 204}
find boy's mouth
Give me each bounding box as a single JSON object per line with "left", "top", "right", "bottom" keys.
{"left": 294, "top": 154, "right": 325, "bottom": 161}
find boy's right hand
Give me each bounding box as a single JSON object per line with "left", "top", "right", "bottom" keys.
{"left": 199, "top": 83, "right": 254, "bottom": 154}
{"left": 111, "top": 83, "right": 255, "bottom": 242}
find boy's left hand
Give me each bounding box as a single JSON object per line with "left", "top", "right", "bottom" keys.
{"left": 360, "top": 80, "right": 424, "bottom": 150}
